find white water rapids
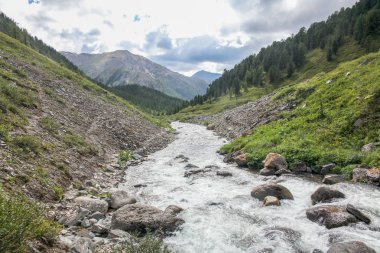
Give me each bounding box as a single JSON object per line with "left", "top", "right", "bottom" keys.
{"left": 120, "top": 122, "right": 380, "bottom": 253}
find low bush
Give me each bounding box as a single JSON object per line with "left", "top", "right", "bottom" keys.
{"left": 0, "top": 189, "right": 61, "bottom": 253}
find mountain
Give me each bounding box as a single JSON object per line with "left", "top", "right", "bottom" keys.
{"left": 61, "top": 50, "right": 208, "bottom": 100}
{"left": 192, "top": 70, "right": 221, "bottom": 84}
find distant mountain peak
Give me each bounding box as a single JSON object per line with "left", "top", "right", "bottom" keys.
{"left": 191, "top": 70, "right": 222, "bottom": 84}
{"left": 62, "top": 50, "right": 208, "bottom": 100}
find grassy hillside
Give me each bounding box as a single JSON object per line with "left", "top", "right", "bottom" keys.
{"left": 221, "top": 51, "right": 380, "bottom": 175}
{"left": 106, "top": 84, "right": 185, "bottom": 115}
{"left": 174, "top": 39, "right": 366, "bottom": 121}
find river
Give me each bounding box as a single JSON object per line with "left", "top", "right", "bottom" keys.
{"left": 120, "top": 122, "right": 380, "bottom": 253}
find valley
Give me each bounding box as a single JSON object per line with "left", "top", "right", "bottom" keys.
{"left": 0, "top": 0, "right": 379, "bottom": 253}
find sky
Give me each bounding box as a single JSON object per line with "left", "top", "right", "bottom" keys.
{"left": 0, "top": 0, "right": 357, "bottom": 75}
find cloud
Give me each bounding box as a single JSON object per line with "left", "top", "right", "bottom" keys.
{"left": 39, "top": 0, "right": 81, "bottom": 8}
{"left": 227, "top": 0, "right": 357, "bottom": 35}
{"left": 58, "top": 28, "right": 102, "bottom": 53}
{"left": 26, "top": 11, "right": 56, "bottom": 31}
{"left": 144, "top": 27, "right": 173, "bottom": 50}
{"left": 103, "top": 20, "right": 114, "bottom": 28}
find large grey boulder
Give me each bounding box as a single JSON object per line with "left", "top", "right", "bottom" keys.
{"left": 346, "top": 204, "right": 371, "bottom": 224}
{"left": 310, "top": 186, "right": 345, "bottom": 205}
{"left": 306, "top": 205, "right": 358, "bottom": 229}
{"left": 111, "top": 204, "right": 184, "bottom": 234}
{"left": 110, "top": 190, "right": 137, "bottom": 209}
{"left": 74, "top": 196, "right": 108, "bottom": 214}
{"left": 251, "top": 184, "right": 294, "bottom": 201}
{"left": 327, "top": 241, "right": 376, "bottom": 253}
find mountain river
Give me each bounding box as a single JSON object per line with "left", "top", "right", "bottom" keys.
{"left": 120, "top": 122, "right": 380, "bottom": 253}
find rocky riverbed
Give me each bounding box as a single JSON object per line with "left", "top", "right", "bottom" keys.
{"left": 53, "top": 122, "right": 380, "bottom": 253}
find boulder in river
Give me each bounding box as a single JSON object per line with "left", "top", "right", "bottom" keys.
{"left": 322, "top": 174, "right": 346, "bottom": 185}
{"left": 206, "top": 124, "right": 215, "bottom": 130}
{"left": 327, "top": 241, "right": 376, "bottom": 253}
{"left": 306, "top": 205, "right": 358, "bottom": 229}
{"left": 251, "top": 183, "right": 294, "bottom": 201}
{"left": 74, "top": 196, "right": 108, "bottom": 214}
{"left": 110, "top": 190, "right": 137, "bottom": 209}
{"left": 234, "top": 153, "right": 248, "bottom": 167}
{"left": 263, "top": 196, "right": 280, "bottom": 206}
{"left": 346, "top": 204, "right": 371, "bottom": 224}
{"left": 310, "top": 186, "right": 345, "bottom": 205}
{"left": 320, "top": 163, "right": 336, "bottom": 175}
{"left": 216, "top": 171, "right": 233, "bottom": 177}
{"left": 184, "top": 164, "right": 199, "bottom": 169}
{"left": 263, "top": 153, "right": 288, "bottom": 171}
{"left": 184, "top": 169, "right": 204, "bottom": 177}
{"left": 111, "top": 204, "right": 184, "bottom": 234}
{"left": 164, "top": 205, "right": 184, "bottom": 216}
{"left": 275, "top": 169, "right": 292, "bottom": 176}
{"left": 259, "top": 168, "right": 277, "bottom": 176}
{"left": 352, "top": 165, "right": 370, "bottom": 183}
{"left": 367, "top": 168, "right": 380, "bottom": 183}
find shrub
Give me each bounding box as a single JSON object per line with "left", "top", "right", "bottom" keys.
{"left": 53, "top": 186, "right": 64, "bottom": 201}
{"left": 12, "top": 135, "right": 43, "bottom": 155}
{"left": 0, "top": 189, "right": 61, "bottom": 253}
{"left": 118, "top": 149, "right": 132, "bottom": 167}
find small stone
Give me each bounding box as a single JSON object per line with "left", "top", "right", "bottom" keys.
{"left": 184, "top": 164, "right": 199, "bottom": 169}
{"left": 81, "top": 219, "right": 91, "bottom": 228}
{"left": 89, "top": 212, "right": 105, "bottom": 221}
{"left": 216, "top": 171, "right": 232, "bottom": 177}
{"left": 367, "top": 168, "right": 380, "bottom": 183}
{"left": 263, "top": 196, "right": 280, "bottom": 206}
{"left": 361, "top": 143, "right": 376, "bottom": 152}
{"left": 71, "top": 237, "right": 95, "bottom": 253}
{"left": 259, "top": 168, "right": 276, "bottom": 176}
{"left": 310, "top": 186, "right": 345, "bottom": 205}
{"left": 251, "top": 184, "right": 294, "bottom": 201}
{"left": 92, "top": 223, "right": 110, "bottom": 234}
{"left": 262, "top": 153, "right": 288, "bottom": 171}
{"left": 206, "top": 124, "right": 215, "bottom": 130}
{"left": 320, "top": 163, "right": 336, "bottom": 175}
{"left": 164, "top": 205, "right": 184, "bottom": 216}
{"left": 322, "top": 174, "right": 345, "bottom": 185}
{"left": 108, "top": 229, "right": 131, "bottom": 240}
{"left": 234, "top": 153, "right": 248, "bottom": 167}
{"left": 74, "top": 196, "right": 109, "bottom": 214}
{"left": 346, "top": 204, "right": 371, "bottom": 224}
{"left": 274, "top": 169, "right": 292, "bottom": 176}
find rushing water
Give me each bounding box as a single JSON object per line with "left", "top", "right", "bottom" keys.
{"left": 120, "top": 122, "right": 380, "bottom": 253}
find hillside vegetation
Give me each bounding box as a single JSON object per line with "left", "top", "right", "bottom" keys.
{"left": 189, "top": 0, "right": 380, "bottom": 105}
{"left": 105, "top": 84, "right": 186, "bottom": 115}
{"left": 221, "top": 52, "right": 380, "bottom": 175}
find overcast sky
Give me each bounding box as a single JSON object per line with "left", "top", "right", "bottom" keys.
{"left": 0, "top": 0, "right": 357, "bottom": 75}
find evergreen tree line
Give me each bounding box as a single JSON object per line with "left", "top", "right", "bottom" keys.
{"left": 0, "top": 13, "right": 81, "bottom": 73}
{"left": 106, "top": 84, "right": 187, "bottom": 115}
{"left": 190, "top": 0, "right": 380, "bottom": 105}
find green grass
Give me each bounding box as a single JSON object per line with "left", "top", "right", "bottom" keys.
{"left": 11, "top": 135, "right": 44, "bottom": 156}
{"left": 118, "top": 149, "right": 133, "bottom": 167}
{"left": 221, "top": 52, "right": 380, "bottom": 174}
{"left": 115, "top": 233, "right": 171, "bottom": 253}
{"left": 173, "top": 86, "right": 273, "bottom": 122}
{"left": 0, "top": 189, "right": 61, "bottom": 253}
{"left": 174, "top": 38, "right": 367, "bottom": 122}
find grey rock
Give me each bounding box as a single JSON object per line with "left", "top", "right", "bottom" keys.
{"left": 346, "top": 204, "right": 371, "bottom": 224}
{"left": 70, "top": 237, "right": 95, "bottom": 253}
{"left": 263, "top": 196, "right": 280, "bottom": 206}
{"left": 263, "top": 153, "right": 288, "bottom": 171}
{"left": 184, "top": 169, "right": 204, "bottom": 177}
{"left": 362, "top": 143, "right": 376, "bottom": 152}
{"left": 306, "top": 205, "right": 358, "bottom": 229}
{"left": 352, "top": 167, "right": 369, "bottom": 183}
{"left": 89, "top": 212, "right": 105, "bottom": 221}
{"left": 91, "top": 222, "right": 110, "bottom": 234}
{"left": 64, "top": 208, "right": 90, "bottom": 227}
{"left": 133, "top": 183, "right": 147, "bottom": 188}
{"left": 74, "top": 196, "right": 109, "bottom": 214}
{"left": 81, "top": 219, "right": 91, "bottom": 228}
{"left": 293, "top": 162, "right": 312, "bottom": 174}
{"left": 206, "top": 124, "right": 215, "bottom": 130}
{"left": 251, "top": 184, "right": 294, "bottom": 201}
{"left": 234, "top": 153, "right": 248, "bottom": 167}
{"left": 184, "top": 164, "right": 199, "bottom": 169}
{"left": 108, "top": 229, "right": 131, "bottom": 240}
{"left": 321, "top": 163, "right": 336, "bottom": 175}
{"left": 327, "top": 241, "right": 376, "bottom": 253}
{"left": 311, "top": 186, "right": 345, "bottom": 205}
{"left": 111, "top": 204, "right": 185, "bottom": 234}
{"left": 322, "top": 174, "right": 345, "bottom": 185}
{"left": 110, "top": 190, "right": 137, "bottom": 209}
{"left": 367, "top": 168, "right": 380, "bottom": 183}
{"left": 216, "top": 171, "right": 232, "bottom": 177}
{"left": 164, "top": 205, "right": 184, "bottom": 216}
{"left": 274, "top": 169, "right": 292, "bottom": 176}
{"left": 259, "top": 168, "right": 276, "bottom": 176}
